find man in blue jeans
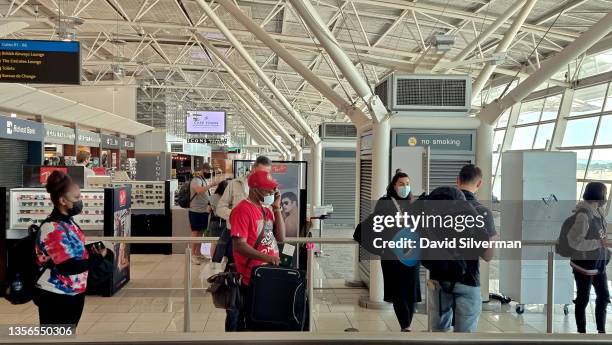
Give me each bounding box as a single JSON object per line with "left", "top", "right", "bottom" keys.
{"left": 428, "top": 164, "right": 497, "bottom": 332}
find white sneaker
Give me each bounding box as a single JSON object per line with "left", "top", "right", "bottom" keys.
{"left": 191, "top": 256, "right": 201, "bottom": 265}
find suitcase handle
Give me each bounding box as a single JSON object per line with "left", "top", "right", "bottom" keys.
{"left": 292, "top": 282, "right": 304, "bottom": 325}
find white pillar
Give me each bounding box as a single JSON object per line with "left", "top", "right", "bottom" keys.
{"left": 294, "top": 146, "right": 303, "bottom": 161}
{"left": 476, "top": 122, "right": 494, "bottom": 302}
{"left": 364, "top": 118, "right": 391, "bottom": 308}
{"left": 310, "top": 140, "right": 323, "bottom": 230}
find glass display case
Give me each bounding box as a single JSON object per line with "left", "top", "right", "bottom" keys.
{"left": 9, "top": 188, "right": 104, "bottom": 230}
{"left": 88, "top": 181, "right": 166, "bottom": 211}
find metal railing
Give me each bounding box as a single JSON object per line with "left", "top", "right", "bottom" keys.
{"left": 86, "top": 236, "right": 606, "bottom": 334}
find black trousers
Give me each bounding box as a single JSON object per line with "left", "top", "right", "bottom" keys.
{"left": 225, "top": 285, "right": 250, "bottom": 332}
{"left": 34, "top": 289, "right": 85, "bottom": 326}
{"left": 392, "top": 299, "right": 417, "bottom": 330}
{"left": 573, "top": 271, "right": 610, "bottom": 333}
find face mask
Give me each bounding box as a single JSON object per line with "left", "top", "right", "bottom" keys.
{"left": 203, "top": 172, "right": 212, "bottom": 179}
{"left": 262, "top": 194, "right": 275, "bottom": 206}
{"left": 398, "top": 185, "right": 411, "bottom": 199}
{"left": 67, "top": 199, "right": 83, "bottom": 217}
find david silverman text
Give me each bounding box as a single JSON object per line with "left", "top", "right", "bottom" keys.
{"left": 372, "top": 237, "right": 522, "bottom": 249}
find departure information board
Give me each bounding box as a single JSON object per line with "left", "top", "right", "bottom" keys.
{"left": 0, "top": 39, "right": 80, "bottom": 84}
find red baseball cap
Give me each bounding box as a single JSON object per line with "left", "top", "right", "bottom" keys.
{"left": 248, "top": 170, "right": 278, "bottom": 190}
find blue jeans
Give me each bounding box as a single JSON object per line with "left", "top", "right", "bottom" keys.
{"left": 428, "top": 280, "right": 481, "bottom": 332}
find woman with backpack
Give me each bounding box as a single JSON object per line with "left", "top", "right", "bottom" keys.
{"left": 376, "top": 172, "right": 421, "bottom": 332}
{"left": 568, "top": 182, "right": 609, "bottom": 334}
{"left": 34, "top": 171, "right": 109, "bottom": 326}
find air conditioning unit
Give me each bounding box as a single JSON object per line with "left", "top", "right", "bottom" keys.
{"left": 374, "top": 74, "right": 471, "bottom": 116}
{"left": 319, "top": 123, "right": 357, "bottom": 139}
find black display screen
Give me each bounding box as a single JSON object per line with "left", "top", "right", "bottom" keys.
{"left": 0, "top": 39, "right": 80, "bottom": 85}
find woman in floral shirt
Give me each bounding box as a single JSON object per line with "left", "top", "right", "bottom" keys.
{"left": 34, "top": 171, "right": 108, "bottom": 326}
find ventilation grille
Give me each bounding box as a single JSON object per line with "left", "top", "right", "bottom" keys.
{"left": 374, "top": 79, "right": 388, "bottom": 107}
{"left": 396, "top": 79, "right": 466, "bottom": 107}
{"left": 359, "top": 159, "right": 372, "bottom": 222}
{"left": 428, "top": 159, "right": 472, "bottom": 191}
{"left": 358, "top": 159, "right": 373, "bottom": 265}
{"left": 322, "top": 161, "right": 356, "bottom": 224}
{"left": 321, "top": 123, "right": 356, "bottom": 139}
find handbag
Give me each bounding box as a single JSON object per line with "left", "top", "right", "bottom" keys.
{"left": 207, "top": 213, "right": 267, "bottom": 309}
{"left": 206, "top": 269, "right": 243, "bottom": 310}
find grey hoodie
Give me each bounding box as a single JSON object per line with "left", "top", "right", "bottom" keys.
{"left": 568, "top": 201, "right": 607, "bottom": 253}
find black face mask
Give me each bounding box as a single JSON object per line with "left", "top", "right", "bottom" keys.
{"left": 67, "top": 200, "right": 84, "bottom": 217}
{"left": 203, "top": 172, "right": 212, "bottom": 179}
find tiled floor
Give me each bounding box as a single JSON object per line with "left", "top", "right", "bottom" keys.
{"left": 1, "top": 253, "right": 611, "bottom": 338}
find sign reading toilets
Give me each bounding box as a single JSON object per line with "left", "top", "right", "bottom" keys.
{"left": 0, "top": 115, "right": 44, "bottom": 141}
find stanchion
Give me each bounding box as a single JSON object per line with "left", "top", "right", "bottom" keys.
{"left": 307, "top": 243, "right": 315, "bottom": 332}
{"left": 426, "top": 269, "right": 431, "bottom": 332}
{"left": 184, "top": 247, "right": 192, "bottom": 332}
{"left": 546, "top": 251, "right": 555, "bottom": 334}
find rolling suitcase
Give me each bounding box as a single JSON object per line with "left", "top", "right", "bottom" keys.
{"left": 247, "top": 265, "right": 308, "bottom": 331}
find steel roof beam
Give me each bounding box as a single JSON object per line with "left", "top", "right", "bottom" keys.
{"left": 217, "top": 0, "right": 369, "bottom": 127}
{"left": 479, "top": 10, "right": 612, "bottom": 125}
{"left": 194, "top": 0, "right": 320, "bottom": 145}
{"left": 289, "top": 0, "right": 385, "bottom": 123}
{"left": 472, "top": 0, "right": 538, "bottom": 97}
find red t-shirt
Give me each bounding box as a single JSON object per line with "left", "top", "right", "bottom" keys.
{"left": 230, "top": 199, "right": 279, "bottom": 285}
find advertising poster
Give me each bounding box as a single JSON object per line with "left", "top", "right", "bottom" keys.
{"left": 104, "top": 186, "right": 131, "bottom": 295}
{"left": 233, "top": 160, "right": 306, "bottom": 238}
{"left": 271, "top": 163, "right": 301, "bottom": 238}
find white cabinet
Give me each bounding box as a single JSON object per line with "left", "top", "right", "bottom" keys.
{"left": 499, "top": 151, "right": 576, "bottom": 305}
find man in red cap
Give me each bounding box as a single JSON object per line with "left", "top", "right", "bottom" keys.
{"left": 229, "top": 169, "right": 286, "bottom": 331}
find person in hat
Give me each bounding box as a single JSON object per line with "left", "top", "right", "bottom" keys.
{"left": 228, "top": 169, "right": 286, "bottom": 331}
{"left": 189, "top": 162, "right": 220, "bottom": 263}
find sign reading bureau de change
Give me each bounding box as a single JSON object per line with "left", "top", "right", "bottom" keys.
{"left": 0, "top": 39, "right": 80, "bottom": 85}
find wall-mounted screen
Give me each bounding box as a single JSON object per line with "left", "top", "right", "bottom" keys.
{"left": 0, "top": 39, "right": 80, "bottom": 85}
{"left": 186, "top": 111, "right": 226, "bottom": 134}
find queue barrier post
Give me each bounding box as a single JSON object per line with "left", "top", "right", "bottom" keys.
{"left": 546, "top": 250, "right": 555, "bottom": 334}
{"left": 305, "top": 243, "right": 314, "bottom": 332}
{"left": 184, "top": 247, "right": 192, "bottom": 332}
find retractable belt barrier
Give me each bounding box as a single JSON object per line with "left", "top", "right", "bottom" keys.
{"left": 85, "top": 236, "right": 611, "bottom": 334}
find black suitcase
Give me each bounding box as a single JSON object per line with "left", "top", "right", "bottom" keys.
{"left": 247, "top": 265, "right": 308, "bottom": 331}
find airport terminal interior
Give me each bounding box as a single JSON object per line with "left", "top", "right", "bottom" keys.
{"left": 0, "top": 0, "right": 612, "bottom": 343}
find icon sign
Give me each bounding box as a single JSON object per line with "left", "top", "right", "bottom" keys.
{"left": 408, "top": 137, "right": 417, "bottom": 146}
{"left": 6, "top": 121, "right": 12, "bottom": 134}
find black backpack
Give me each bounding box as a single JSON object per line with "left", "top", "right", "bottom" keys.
{"left": 414, "top": 188, "right": 478, "bottom": 283}
{"left": 556, "top": 210, "right": 587, "bottom": 258}
{"left": 4, "top": 221, "right": 50, "bottom": 304}
{"left": 177, "top": 178, "right": 197, "bottom": 208}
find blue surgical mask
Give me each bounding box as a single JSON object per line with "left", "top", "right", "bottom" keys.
{"left": 398, "top": 185, "right": 411, "bottom": 199}
{"left": 262, "top": 194, "right": 275, "bottom": 206}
